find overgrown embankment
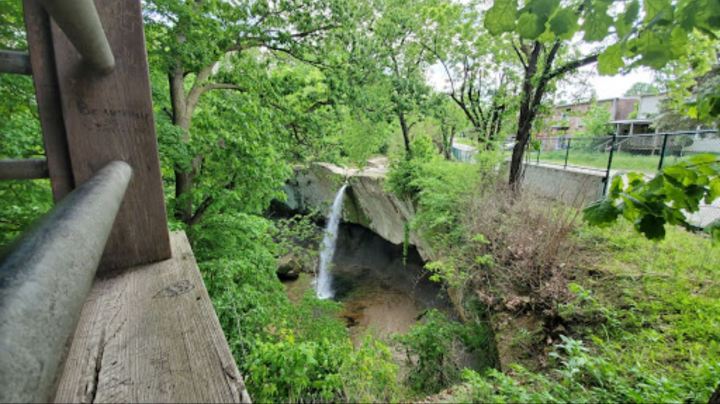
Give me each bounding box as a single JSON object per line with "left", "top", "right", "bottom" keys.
{"left": 388, "top": 137, "right": 720, "bottom": 402}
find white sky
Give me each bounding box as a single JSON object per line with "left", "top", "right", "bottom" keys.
{"left": 426, "top": 62, "right": 656, "bottom": 102}
{"left": 583, "top": 65, "right": 655, "bottom": 99}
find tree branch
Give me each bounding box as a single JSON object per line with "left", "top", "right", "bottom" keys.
{"left": 546, "top": 53, "right": 599, "bottom": 81}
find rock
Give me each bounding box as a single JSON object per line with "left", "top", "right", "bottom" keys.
{"left": 277, "top": 254, "right": 303, "bottom": 281}
{"left": 281, "top": 160, "right": 432, "bottom": 260}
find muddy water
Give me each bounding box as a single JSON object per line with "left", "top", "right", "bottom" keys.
{"left": 283, "top": 223, "right": 450, "bottom": 345}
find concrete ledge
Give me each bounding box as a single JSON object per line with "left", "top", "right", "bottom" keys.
{"left": 520, "top": 163, "right": 606, "bottom": 206}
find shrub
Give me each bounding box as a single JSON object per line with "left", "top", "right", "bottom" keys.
{"left": 396, "top": 310, "right": 466, "bottom": 394}
{"left": 396, "top": 309, "right": 495, "bottom": 395}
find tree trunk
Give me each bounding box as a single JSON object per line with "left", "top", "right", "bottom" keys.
{"left": 509, "top": 41, "right": 553, "bottom": 187}
{"left": 709, "top": 383, "right": 720, "bottom": 404}
{"left": 169, "top": 70, "right": 194, "bottom": 223}
{"left": 397, "top": 109, "right": 412, "bottom": 157}
{"left": 446, "top": 131, "right": 455, "bottom": 160}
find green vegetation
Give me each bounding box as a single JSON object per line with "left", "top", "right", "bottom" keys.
{"left": 585, "top": 154, "right": 720, "bottom": 242}
{"left": 456, "top": 222, "right": 720, "bottom": 403}
{"left": 2, "top": 0, "right": 720, "bottom": 402}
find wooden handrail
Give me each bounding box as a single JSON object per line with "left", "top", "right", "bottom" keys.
{"left": 0, "top": 161, "right": 132, "bottom": 403}
{"left": 0, "top": 158, "right": 49, "bottom": 180}
{"left": 0, "top": 50, "right": 32, "bottom": 75}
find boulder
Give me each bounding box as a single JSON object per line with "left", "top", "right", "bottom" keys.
{"left": 282, "top": 159, "right": 431, "bottom": 260}
{"left": 276, "top": 254, "right": 303, "bottom": 281}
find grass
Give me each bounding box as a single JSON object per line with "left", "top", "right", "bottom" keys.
{"left": 457, "top": 221, "right": 720, "bottom": 403}
{"left": 534, "top": 149, "right": 716, "bottom": 174}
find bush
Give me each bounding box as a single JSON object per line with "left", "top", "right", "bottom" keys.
{"left": 387, "top": 134, "right": 438, "bottom": 199}
{"left": 397, "top": 309, "right": 494, "bottom": 395}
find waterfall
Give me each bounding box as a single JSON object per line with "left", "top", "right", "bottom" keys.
{"left": 316, "top": 183, "right": 348, "bottom": 299}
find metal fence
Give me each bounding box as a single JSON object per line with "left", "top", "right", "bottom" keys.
{"left": 529, "top": 130, "right": 720, "bottom": 192}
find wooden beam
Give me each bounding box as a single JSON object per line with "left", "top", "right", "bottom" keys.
{"left": 0, "top": 158, "right": 49, "bottom": 180}
{"left": 54, "top": 232, "right": 251, "bottom": 403}
{"left": 23, "top": 0, "right": 75, "bottom": 201}
{"left": 0, "top": 50, "right": 32, "bottom": 75}
{"left": 48, "top": 0, "right": 171, "bottom": 270}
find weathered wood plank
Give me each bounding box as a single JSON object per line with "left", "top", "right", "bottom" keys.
{"left": 0, "top": 158, "right": 49, "bottom": 180}
{"left": 48, "top": 0, "right": 170, "bottom": 269}
{"left": 54, "top": 231, "right": 250, "bottom": 403}
{"left": 23, "top": 0, "right": 74, "bottom": 201}
{"left": 0, "top": 50, "right": 32, "bottom": 75}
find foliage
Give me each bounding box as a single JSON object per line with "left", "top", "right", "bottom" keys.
{"left": 397, "top": 310, "right": 478, "bottom": 394}
{"left": 246, "top": 332, "right": 347, "bottom": 402}
{"left": 584, "top": 154, "right": 720, "bottom": 242}
{"left": 0, "top": 9, "right": 53, "bottom": 247}
{"left": 579, "top": 102, "right": 612, "bottom": 137}
{"left": 272, "top": 212, "right": 323, "bottom": 269}
{"left": 484, "top": 0, "right": 720, "bottom": 185}
{"left": 456, "top": 222, "right": 720, "bottom": 403}
{"left": 623, "top": 81, "right": 660, "bottom": 97}
{"left": 386, "top": 134, "right": 438, "bottom": 199}
{"left": 425, "top": 3, "right": 520, "bottom": 145}
{"left": 339, "top": 336, "right": 403, "bottom": 403}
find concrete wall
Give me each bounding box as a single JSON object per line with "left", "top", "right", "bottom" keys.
{"left": 520, "top": 163, "right": 606, "bottom": 206}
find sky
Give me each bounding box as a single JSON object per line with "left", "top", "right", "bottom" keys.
{"left": 576, "top": 64, "right": 655, "bottom": 99}
{"left": 427, "top": 62, "right": 657, "bottom": 103}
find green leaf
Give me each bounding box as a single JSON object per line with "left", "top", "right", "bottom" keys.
{"left": 517, "top": 12, "right": 544, "bottom": 39}
{"left": 549, "top": 8, "right": 579, "bottom": 40}
{"left": 708, "top": 178, "right": 720, "bottom": 202}
{"left": 598, "top": 43, "right": 624, "bottom": 75}
{"left": 583, "top": 8, "right": 613, "bottom": 41}
{"left": 707, "top": 220, "right": 720, "bottom": 244}
{"left": 484, "top": 0, "right": 518, "bottom": 35}
{"left": 687, "top": 153, "right": 719, "bottom": 165}
{"left": 583, "top": 199, "right": 621, "bottom": 226}
{"left": 644, "top": 0, "right": 673, "bottom": 24}
{"left": 635, "top": 214, "right": 666, "bottom": 240}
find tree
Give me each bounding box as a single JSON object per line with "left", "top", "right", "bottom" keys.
{"left": 425, "top": 96, "right": 468, "bottom": 160}
{"left": 424, "top": 4, "right": 519, "bottom": 148}
{"left": 483, "top": 0, "right": 720, "bottom": 187}
{"left": 624, "top": 82, "right": 660, "bottom": 97}
{"left": 367, "top": 0, "right": 439, "bottom": 156}
{"left": 580, "top": 102, "right": 612, "bottom": 137}
{"left": 144, "top": 0, "right": 346, "bottom": 224}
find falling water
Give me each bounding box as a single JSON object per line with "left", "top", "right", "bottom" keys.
{"left": 316, "top": 183, "right": 348, "bottom": 299}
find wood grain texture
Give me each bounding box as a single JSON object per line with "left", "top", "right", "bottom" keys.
{"left": 48, "top": 0, "right": 170, "bottom": 269}
{"left": 23, "top": 0, "right": 74, "bottom": 201}
{"left": 54, "top": 231, "right": 251, "bottom": 403}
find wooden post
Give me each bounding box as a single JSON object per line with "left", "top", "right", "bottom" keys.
{"left": 43, "top": 0, "right": 171, "bottom": 269}
{"left": 24, "top": 0, "right": 75, "bottom": 201}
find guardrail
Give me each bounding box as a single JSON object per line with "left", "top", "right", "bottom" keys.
{"left": 0, "top": 161, "right": 132, "bottom": 403}
{"left": 0, "top": 158, "right": 49, "bottom": 180}
{"left": 0, "top": 50, "right": 32, "bottom": 75}
{"left": 37, "top": 0, "right": 115, "bottom": 73}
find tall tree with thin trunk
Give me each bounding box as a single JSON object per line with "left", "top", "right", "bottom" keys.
{"left": 424, "top": 4, "right": 520, "bottom": 148}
